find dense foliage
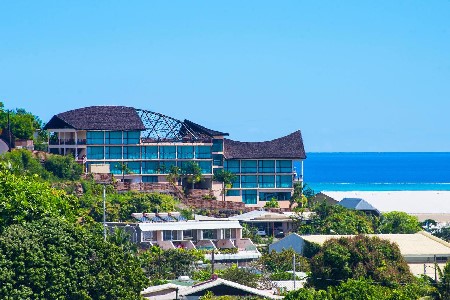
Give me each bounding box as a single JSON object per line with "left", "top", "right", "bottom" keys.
{"left": 260, "top": 249, "right": 309, "bottom": 273}
{"left": 0, "top": 162, "right": 77, "bottom": 231}
{"left": 308, "top": 235, "right": 413, "bottom": 289}
{"left": 140, "top": 246, "right": 204, "bottom": 281}
{"left": 0, "top": 218, "right": 149, "bottom": 299}
{"left": 43, "top": 153, "right": 83, "bottom": 180}
{"left": 0, "top": 103, "right": 43, "bottom": 140}
{"left": 378, "top": 211, "right": 422, "bottom": 234}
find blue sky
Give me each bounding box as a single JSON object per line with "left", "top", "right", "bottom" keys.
{"left": 1, "top": 1, "right": 449, "bottom": 152}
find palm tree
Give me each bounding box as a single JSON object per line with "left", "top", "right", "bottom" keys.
{"left": 116, "top": 162, "right": 132, "bottom": 182}
{"left": 213, "top": 169, "right": 237, "bottom": 202}
{"left": 182, "top": 161, "right": 203, "bottom": 190}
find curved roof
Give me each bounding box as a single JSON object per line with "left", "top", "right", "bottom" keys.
{"left": 224, "top": 130, "right": 306, "bottom": 159}
{"left": 44, "top": 106, "right": 145, "bottom": 131}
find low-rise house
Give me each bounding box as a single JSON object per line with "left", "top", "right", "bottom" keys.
{"left": 338, "top": 197, "right": 380, "bottom": 216}
{"left": 269, "top": 231, "right": 450, "bottom": 277}
{"left": 109, "top": 212, "right": 260, "bottom": 261}
{"left": 141, "top": 278, "right": 282, "bottom": 300}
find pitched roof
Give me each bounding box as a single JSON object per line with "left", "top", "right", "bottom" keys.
{"left": 183, "top": 278, "right": 282, "bottom": 299}
{"left": 44, "top": 106, "right": 146, "bottom": 131}
{"left": 184, "top": 119, "right": 229, "bottom": 137}
{"left": 339, "top": 198, "right": 380, "bottom": 213}
{"left": 224, "top": 130, "right": 306, "bottom": 160}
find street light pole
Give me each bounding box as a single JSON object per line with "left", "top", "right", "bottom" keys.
{"left": 103, "top": 184, "right": 106, "bottom": 241}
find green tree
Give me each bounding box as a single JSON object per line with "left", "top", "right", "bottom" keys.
{"left": 264, "top": 198, "right": 280, "bottom": 208}
{"left": 259, "top": 249, "right": 310, "bottom": 273}
{"left": 44, "top": 153, "right": 83, "bottom": 180}
{"left": 0, "top": 105, "right": 43, "bottom": 140}
{"left": 116, "top": 162, "right": 133, "bottom": 182}
{"left": 438, "top": 261, "right": 450, "bottom": 299}
{"left": 298, "top": 202, "right": 376, "bottom": 235}
{"left": 219, "top": 264, "right": 260, "bottom": 288}
{"left": 0, "top": 148, "right": 52, "bottom": 179}
{"left": 0, "top": 162, "right": 76, "bottom": 231}
{"left": 308, "top": 235, "right": 413, "bottom": 290}
{"left": 213, "top": 169, "right": 237, "bottom": 202}
{"left": 166, "top": 165, "right": 181, "bottom": 185}
{"left": 182, "top": 161, "right": 203, "bottom": 190}
{"left": 0, "top": 218, "right": 149, "bottom": 299}
{"left": 378, "top": 211, "right": 421, "bottom": 234}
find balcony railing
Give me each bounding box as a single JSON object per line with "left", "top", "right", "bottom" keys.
{"left": 49, "top": 139, "right": 87, "bottom": 145}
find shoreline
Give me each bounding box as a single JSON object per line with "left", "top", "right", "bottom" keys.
{"left": 321, "top": 191, "right": 450, "bottom": 218}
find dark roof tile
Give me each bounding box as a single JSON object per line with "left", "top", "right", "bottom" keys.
{"left": 224, "top": 130, "right": 306, "bottom": 159}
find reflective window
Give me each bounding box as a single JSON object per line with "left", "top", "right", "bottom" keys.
{"left": 142, "top": 146, "right": 158, "bottom": 159}
{"left": 123, "top": 131, "right": 140, "bottom": 144}
{"left": 213, "top": 154, "right": 223, "bottom": 166}
{"left": 258, "top": 160, "right": 275, "bottom": 173}
{"left": 241, "top": 160, "right": 257, "bottom": 173}
{"left": 276, "top": 175, "right": 293, "bottom": 188}
{"left": 276, "top": 160, "right": 292, "bottom": 173}
{"left": 142, "top": 162, "right": 159, "bottom": 174}
{"left": 224, "top": 160, "right": 240, "bottom": 173}
{"left": 231, "top": 175, "right": 240, "bottom": 188}
{"left": 87, "top": 146, "right": 104, "bottom": 159}
{"left": 109, "top": 162, "right": 122, "bottom": 175}
{"left": 259, "top": 175, "right": 275, "bottom": 188}
{"left": 105, "top": 146, "right": 122, "bottom": 159}
{"left": 105, "top": 131, "right": 122, "bottom": 144}
{"left": 86, "top": 131, "right": 104, "bottom": 144}
{"left": 198, "top": 161, "right": 212, "bottom": 174}
{"left": 241, "top": 175, "right": 257, "bottom": 188}
{"left": 127, "top": 162, "right": 141, "bottom": 174}
{"left": 242, "top": 190, "right": 257, "bottom": 204}
{"left": 124, "top": 146, "right": 140, "bottom": 159}
{"left": 260, "top": 192, "right": 291, "bottom": 201}
{"left": 226, "top": 190, "right": 240, "bottom": 196}
{"left": 158, "top": 161, "right": 176, "bottom": 174}
{"left": 142, "top": 176, "right": 158, "bottom": 183}
{"left": 177, "top": 146, "right": 194, "bottom": 159}
{"left": 212, "top": 139, "right": 223, "bottom": 152}
{"left": 195, "top": 146, "right": 212, "bottom": 159}
{"left": 160, "top": 146, "right": 176, "bottom": 159}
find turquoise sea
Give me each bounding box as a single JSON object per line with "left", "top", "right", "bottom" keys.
{"left": 297, "top": 152, "right": 450, "bottom": 192}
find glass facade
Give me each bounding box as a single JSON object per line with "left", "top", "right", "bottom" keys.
{"left": 142, "top": 161, "right": 159, "bottom": 174}
{"left": 177, "top": 146, "right": 194, "bottom": 159}
{"left": 87, "top": 132, "right": 104, "bottom": 144}
{"left": 213, "top": 154, "right": 223, "bottom": 166}
{"left": 127, "top": 162, "right": 141, "bottom": 174}
{"left": 142, "top": 146, "right": 158, "bottom": 159}
{"left": 109, "top": 162, "right": 122, "bottom": 175}
{"left": 276, "top": 160, "right": 292, "bottom": 173}
{"left": 276, "top": 175, "right": 293, "bottom": 188}
{"left": 160, "top": 146, "right": 176, "bottom": 159}
{"left": 105, "top": 146, "right": 122, "bottom": 159}
{"left": 242, "top": 190, "right": 257, "bottom": 204}
{"left": 123, "top": 131, "right": 140, "bottom": 144}
{"left": 142, "top": 176, "right": 158, "bottom": 183}
{"left": 87, "top": 146, "right": 104, "bottom": 159}
{"left": 124, "top": 146, "right": 140, "bottom": 159}
{"left": 241, "top": 175, "right": 257, "bottom": 188}
{"left": 198, "top": 161, "right": 212, "bottom": 174}
{"left": 159, "top": 161, "right": 176, "bottom": 173}
{"left": 241, "top": 160, "right": 257, "bottom": 173}
{"left": 259, "top": 175, "right": 275, "bottom": 188}
{"left": 105, "top": 131, "right": 122, "bottom": 144}
{"left": 259, "top": 192, "right": 291, "bottom": 201}
{"left": 258, "top": 160, "right": 275, "bottom": 173}
{"left": 224, "top": 160, "right": 240, "bottom": 173}
{"left": 212, "top": 139, "right": 223, "bottom": 152}
{"left": 195, "top": 146, "right": 212, "bottom": 159}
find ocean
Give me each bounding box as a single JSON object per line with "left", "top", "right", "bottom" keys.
{"left": 297, "top": 152, "right": 450, "bottom": 192}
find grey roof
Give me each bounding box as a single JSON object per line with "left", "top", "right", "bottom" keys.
{"left": 224, "top": 130, "right": 306, "bottom": 160}
{"left": 339, "top": 198, "right": 380, "bottom": 213}
{"left": 44, "top": 106, "right": 146, "bottom": 131}
{"left": 184, "top": 120, "right": 229, "bottom": 137}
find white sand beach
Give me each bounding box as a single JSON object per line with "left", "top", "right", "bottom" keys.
{"left": 323, "top": 191, "right": 450, "bottom": 219}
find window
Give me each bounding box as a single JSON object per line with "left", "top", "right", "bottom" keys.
{"left": 241, "top": 160, "right": 257, "bottom": 173}
{"left": 242, "top": 190, "right": 257, "bottom": 204}
{"left": 259, "top": 175, "right": 275, "bottom": 188}
{"left": 163, "top": 230, "right": 180, "bottom": 241}
{"left": 276, "top": 160, "right": 292, "bottom": 173}
{"left": 195, "top": 146, "right": 212, "bottom": 159}
{"left": 160, "top": 146, "right": 176, "bottom": 159}
{"left": 226, "top": 190, "right": 240, "bottom": 196}
{"left": 87, "top": 146, "right": 104, "bottom": 159}
{"left": 183, "top": 230, "right": 193, "bottom": 240}
{"left": 258, "top": 160, "right": 275, "bottom": 173}
{"left": 127, "top": 162, "right": 141, "bottom": 174}
{"left": 241, "top": 175, "right": 257, "bottom": 188}
{"left": 260, "top": 192, "right": 291, "bottom": 201}
{"left": 203, "top": 229, "right": 216, "bottom": 240}
{"left": 124, "top": 146, "right": 140, "bottom": 159}
{"left": 276, "top": 175, "right": 293, "bottom": 188}
{"left": 198, "top": 161, "right": 212, "bottom": 174}
{"left": 142, "top": 162, "right": 159, "bottom": 174}
{"left": 142, "top": 176, "right": 158, "bottom": 183}
{"left": 109, "top": 162, "right": 122, "bottom": 175}
{"left": 123, "top": 131, "right": 140, "bottom": 144}
{"left": 105, "top": 146, "right": 122, "bottom": 159}
{"left": 212, "top": 139, "right": 223, "bottom": 152}
{"left": 231, "top": 175, "right": 240, "bottom": 188}
{"left": 105, "top": 131, "right": 122, "bottom": 144}
{"left": 158, "top": 161, "right": 176, "bottom": 174}
{"left": 86, "top": 131, "right": 104, "bottom": 144}
{"left": 177, "top": 146, "right": 194, "bottom": 159}
{"left": 213, "top": 154, "right": 223, "bottom": 166}
{"left": 224, "top": 160, "right": 240, "bottom": 173}
{"left": 142, "top": 146, "right": 158, "bottom": 159}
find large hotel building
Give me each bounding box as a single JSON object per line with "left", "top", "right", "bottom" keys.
{"left": 44, "top": 106, "right": 306, "bottom": 207}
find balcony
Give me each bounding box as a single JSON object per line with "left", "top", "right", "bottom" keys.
{"left": 49, "top": 139, "right": 87, "bottom": 146}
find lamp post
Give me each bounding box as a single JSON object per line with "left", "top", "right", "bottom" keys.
{"left": 103, "top": 184, "right": 106, "bottom": 241}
